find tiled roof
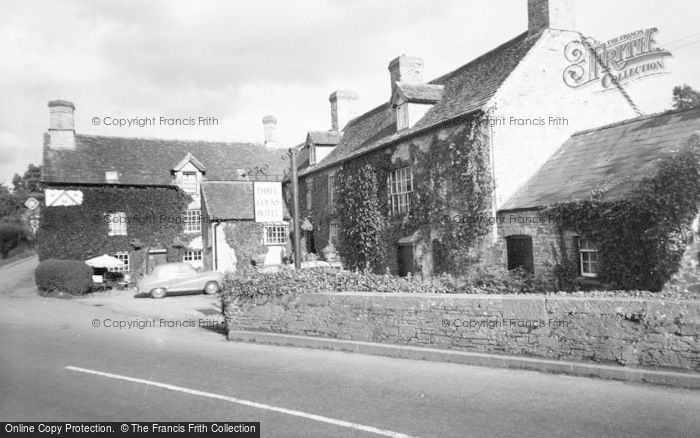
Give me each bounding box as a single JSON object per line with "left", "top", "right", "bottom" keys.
{"left": 201, "top": 181, "right": 291, "bottom": 221}
{"left": 42, "top": 134, "right": 288, "bottom": 186}
{"left": 300, "top": 31, "right": 541, "bottom": 176}
{"left": 307, "top": 130, "right": 341, "bottom": 146}
{"left": 395, "top": 82, "right": 444, "bottom": 104}
{"left": 502, "top": 107, "right": 700, "bottom": 210}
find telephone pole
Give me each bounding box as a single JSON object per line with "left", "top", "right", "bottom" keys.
{"left": 289, "top": 147, "right": 302, "bottom": 269}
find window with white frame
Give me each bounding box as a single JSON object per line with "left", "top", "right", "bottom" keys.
{"left": 389, "top": 167, "right": 413, "bottom": 216}
{"left": 578, "top": 238, "right": 599, "bottom": 278}
{"left": 109, "top": 252, "right": 129, "bottom": 273}
{"left": 264, "top": 225, "right": 287, "bottom": 245}
{"left": 184, "top": 209, "right": 201, "bottom": 233}
{"left": 108, "top": 212, "right": 127, "bottom": 236}
{"left": 396, "top": 103, "right": 409, "bottom": 131}
{"left": 328, "top": 175, "right": 336, "bottom": 211}
{"left": 309, "top": 145, "right": 316, "bottom": 165}
{"left": 184, "top": 250, "right": 202, "bottom": 262}
{"left": 329, "top": 220, "right": 338, "bottom": 245}
{"left": 181, "top": 172, "right": 198, "bottom": 194}
{"left": 306, "top": 178, "right": 313, "bottom": 209}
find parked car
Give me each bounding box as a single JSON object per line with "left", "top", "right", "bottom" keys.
{"left": 136, "top": 262, "right": 223, "bottom": 299}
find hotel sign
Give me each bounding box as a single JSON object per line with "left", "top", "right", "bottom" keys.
{"left": 253, "top": 182, "right": 283, "bottom": 223}
{"left": 564, "top": 28, "right": 672, "bottom": 91}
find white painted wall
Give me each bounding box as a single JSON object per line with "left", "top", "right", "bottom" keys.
{"left": 489, "top": 29, "right": 639, "bottom": 209}
{"left": 214, "top": 224, "right": 237, "bottom": 274}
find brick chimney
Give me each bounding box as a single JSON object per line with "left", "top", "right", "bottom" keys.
{"left": 329, "top": 90, "right": 358, "bottom": 131}
{"left": 528, "top": 0, "right": 575, "bottom": 35}
{"left": 388, "top": 55, "right": 424, "bottom": 97}
{"left": 48, "top": 100, "right": 76, "bottom": 150}
{"left": 262, "top": 115, "right": 278, "bottom": 147}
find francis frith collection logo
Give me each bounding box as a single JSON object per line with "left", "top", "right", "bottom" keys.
{"left": 563, "top": 28, "right": 672, "bottom": 90}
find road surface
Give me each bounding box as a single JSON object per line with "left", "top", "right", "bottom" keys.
{"left": 1, "top": 257, "right": 699, "bottom": 437}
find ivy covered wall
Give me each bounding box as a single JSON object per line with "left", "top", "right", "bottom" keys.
{"left": 303, "top": 113, "right": 494, "bottom": 276}
{"left": 222, "top": 221, "right": 267, "bottom": 274}
{"left": 38, "top": 185, "right": 191, "bottom": 274}
{"left": 547, "top": 139, "right": 700, "bottom": 291}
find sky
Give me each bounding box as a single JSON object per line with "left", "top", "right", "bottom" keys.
{"left": 1, "top": 0, "right": 699, "bottom": 186}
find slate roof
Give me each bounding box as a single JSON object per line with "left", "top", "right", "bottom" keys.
{"left": 394, "top": 82, "right": 444, "bottom": 104}
{"left": 201, "top": 181, "right": 291, "bottom": 221}
{"left": 501, "top": 107, "right": 700, "bottom": 210}
{"left": 42, "top": 134, "right": 288, "bottom": 186}
{"left": 300, "top": 30, "right": 542, "bottom": 177}
{"left": 307, "top": 130, "right": 342, "bottom": 146}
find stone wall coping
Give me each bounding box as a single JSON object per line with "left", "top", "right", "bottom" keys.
{"left": 290, "top": 291, "right": 700, "bottom": 304}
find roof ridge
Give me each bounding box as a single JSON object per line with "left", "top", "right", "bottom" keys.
{"left": 344, "top": 102, "right": 390, "bottom": 128}
{"left": 74, "top": 133, "right": 265, "bottom": 147}
{"left": 572, "top": 106, "right": 700, "bottom": 137}
{"left": 428, "top": 31, "right": 531, "bottom": 85}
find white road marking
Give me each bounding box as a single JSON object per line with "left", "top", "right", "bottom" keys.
{"left": 66, "top": 365, "right": 418, "bottom": 438}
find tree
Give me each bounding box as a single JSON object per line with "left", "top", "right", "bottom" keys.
{"left": 0, "top": 223, "right": 26, "bottom": 258}
{"left": 0, "top": 185, "right": 22, "bottom": 223}
{"left": 12, "top": 164, "right": 42, "bottom": 195}
{"left": 671, "top": 84, "right": 700, "bottom": 111}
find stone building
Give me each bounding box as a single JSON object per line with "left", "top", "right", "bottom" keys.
{"left": 499, "top": 107, "right": 700, "bottom": 289}
{"left": 40, "top": 101, "right": 289, "bottom": 277}
{"left": 293, "top": 0, "right": 638, "bottom": 277}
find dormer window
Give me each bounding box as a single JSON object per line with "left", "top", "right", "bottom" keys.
{"left": 172, "top": 152, "right": 206, "bottom": 194}
{"left": 391, "top": 82, "right": 444, "bottom": 131}
{"left": 182, "top": 172, "right": 198, "bottom": 194}
{"left": 396, "top": 104, "right": 410, "bottom": 131}
{"left": 309, "top": 145, "right": 316, "bottom": 165}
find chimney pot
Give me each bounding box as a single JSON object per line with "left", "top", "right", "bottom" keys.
{"left": 388, "top": 55, "right": 424, "bottom": 97}
{"left": 262, "top": 114, "right": 278, "bottom": 147}
{"left": 47, "top": 99, "right": 76, "bottom": 150}
{"left": 528, "top": 0, "right": 575, "bottom": 35}
{"left": 329, "top": 90, "right": 358, "bottom": 131}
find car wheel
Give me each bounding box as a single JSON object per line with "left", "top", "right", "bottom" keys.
{"left": 150, "top": 288, "right": 167, "bottom": 299}
{"left": 204, "top": 281, "right": 219, "bottom": 295}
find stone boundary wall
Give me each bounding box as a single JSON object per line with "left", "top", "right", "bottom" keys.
{"left": 225, "top": 293, "right": 700, "bottom": 372}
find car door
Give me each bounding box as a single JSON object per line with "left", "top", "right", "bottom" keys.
{"left": 164, "top": 264, "right": 189, "bottom": 293}
{"left": 172, "top": 264, "right": 200, "bottom": 293}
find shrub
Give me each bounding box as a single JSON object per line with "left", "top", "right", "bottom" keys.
{"left": 221, "top": 267, "right": 456, "bottom": 303}
{"left": 460, "top": 266, "right": 550, "bottom": 294}
{"left": 35, "top": 259, "right": 93, "bottom": 295}
{"left": 0, "top": 222, "right": 27, "bottom": 259}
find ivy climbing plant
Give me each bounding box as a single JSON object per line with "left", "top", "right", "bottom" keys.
{"left": 548, "top": 136, "right": 700, "bottom": 291}
{"left": 335, "top": 163, "right": 385, "bottom": 271}
{"left": 332, "top": 112, "right": 493, "bottom": 275}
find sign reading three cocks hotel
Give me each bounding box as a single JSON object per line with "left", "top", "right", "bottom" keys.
{"left": 564, "top": 28, "right": 672, "bottom": 90}
{"left": 253, "top": 182, "right": 283, "bottom": 223}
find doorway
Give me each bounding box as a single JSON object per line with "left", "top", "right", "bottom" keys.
{"left": 397, "top": 244, "right": 414, "bottom": 277}
{"left": 506, "top": 235, "right": 534, "bottom": 273}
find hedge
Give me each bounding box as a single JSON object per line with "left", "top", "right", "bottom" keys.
{"left": 35, "top": 259, "right": 94, "bottom": 295}
{"left": 222, "top": 268, "right": 456, "bottom": 302}
{"left": 221, "top": 266, "right": 559, "bottom": 304}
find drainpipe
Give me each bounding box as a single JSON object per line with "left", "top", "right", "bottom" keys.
{"left": 212, "top": 221, "right": 219, "bottom": 271}
{"left": 488, "top": 111, "right": 498, "bottom": 244}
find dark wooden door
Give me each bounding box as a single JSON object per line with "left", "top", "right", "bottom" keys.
{"left": 506, "top": 235, "right": 534, "bottom": 273}
{"left": 397, "top": 245, "right": 414, "bottom": 277}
